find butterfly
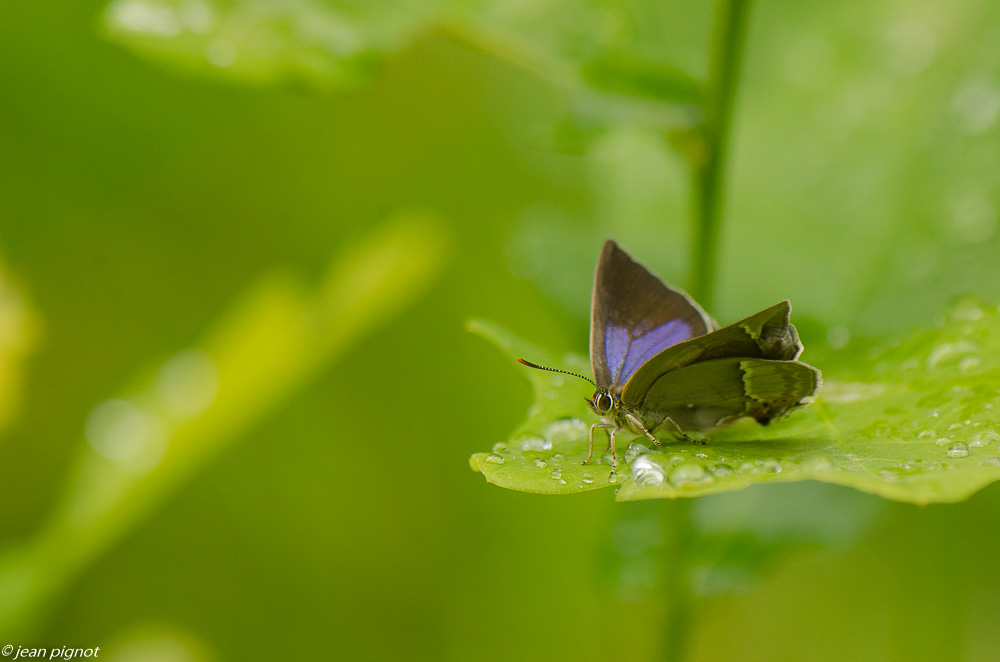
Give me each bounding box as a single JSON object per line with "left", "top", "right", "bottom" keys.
{"left": 517, "top": 240, "right": 822, "bottom": 470}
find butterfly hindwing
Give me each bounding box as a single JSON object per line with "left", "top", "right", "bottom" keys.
{"left": 621, "top": 300, "right": 804, "bottom": 403}
{"left": 632, "top": 357, "right": 821, "bottom": 433}
{"left": 590, "top": 240, "right": 714, "bottom": 389}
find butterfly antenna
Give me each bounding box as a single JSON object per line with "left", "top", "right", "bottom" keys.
{"left": 516, "top": 358, "right": 596, "bottom": 387}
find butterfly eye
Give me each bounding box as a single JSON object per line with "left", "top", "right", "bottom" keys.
{"left": 595, "top": 393, "right": 613, "bottom": 413}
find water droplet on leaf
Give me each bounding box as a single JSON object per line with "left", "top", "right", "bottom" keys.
{"left": 625, "top": 443, "right": 650, "bottom": 462}
{"left": 759, "top": 459, "right": 783, "bottom": 473}
{"left": 518, "top": 435, "right": 552, "bottom": 452}
{"left": 668, "top": 463, "right": 713, "bottom": 486}
{"left": 709, "top": 463, "right": 735, "bottom": 477}
{"left": 947, "top": 442, "right": 970, "bottom": 459}
{"left": 630, "top": 455, "right": 666, "bottom": 488}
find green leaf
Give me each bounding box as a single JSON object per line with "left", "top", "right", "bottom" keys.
{"left": 469, "top": 297, "right": 1000, "bottom": 505}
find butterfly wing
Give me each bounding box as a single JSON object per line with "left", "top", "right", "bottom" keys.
{"left": 621, "top": 300, "right": 803, "bottom": 404}
{"left": 632, "top": 357, "right": 822, "bottom": 433}
{"left": 590, "top": 240, "right": 714, "bottom": 389}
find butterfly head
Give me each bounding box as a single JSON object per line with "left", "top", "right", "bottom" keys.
{"left": 587, "top": 389, "right": 615, "bottom": 415}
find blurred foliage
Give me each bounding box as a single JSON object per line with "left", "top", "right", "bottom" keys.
{"left": 472, "top": 295, "right": 1000, "bottom": 504}
{"left": 0, "top": 215, "right": 448, "bottom": 639}
{"left": 0, "top": 265, "right": 39, "bottom": 435}
{"left": 102, "top": 0, "right": 441, "bottom": 87}
{"left": 1, "top": 0, "right": 999, "bottom": 660}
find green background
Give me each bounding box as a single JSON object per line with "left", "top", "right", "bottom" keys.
{"left": 1, "top": 0, "right": 1000, "bottom": 659}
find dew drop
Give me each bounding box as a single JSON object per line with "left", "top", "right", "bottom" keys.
{"left": 581, "top": 473, "right": 594, "bottom": 484}
{"left": 492, "top": 443, "right": 509, "bottom": 454}
{"left": 917, "top": 429, "right": 935, "bottom": 439}
{"left": 947, "top": 442, "right": 970, "bottom": 459}
{"left": 759, "top": 459, "right": 783, "bottom": 474}
{"left": 549, "top": 469, "right": 562, "bottom": 480}
{"left": 630, "top": 455, "right": 666, "bottom": 488}
{"left": 484, "top": 454, "right": 505, "bottom": 464}
{"left": 668, "top": 463, "right": 714, "bottom": 486}
{"left": 559, "top": 478, "right": 567, "bottom": 485}
{"left": 695, "top": 452, "right": 709, "bottom": 459}
{"left": 607, "top": 472, "right": 619, "bottom": 484}
{"left": 519, "top": 435, "right": 552, "bottom": 452}
{"left": 709, "top": 463, "right": 735, "bottom": 477}
{"left": 625, "top": 443, "right": 651, "bottom": 462}
{"left": 935, "top": 437, "right": 952, "bottom": 447}
{"left": 532, "top": 458, "right": 548, "bottom": 469}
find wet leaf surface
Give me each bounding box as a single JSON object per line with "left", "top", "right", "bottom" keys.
{"left": 470, "top": 298, "right": 1000, "bottom": 504}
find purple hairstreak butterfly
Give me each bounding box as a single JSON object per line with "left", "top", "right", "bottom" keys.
{"left": 517, "top": 240, "right": 821, "bottom": 470}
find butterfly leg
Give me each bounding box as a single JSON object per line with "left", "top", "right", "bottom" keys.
{"left": 662, "top": 415, "right": 706, "bottom": 445}
{"left": 624, "top": 412, "right": 662, "bottom": 448}
{"left": 587, "top": 422, "right": 615, "bottom": 466}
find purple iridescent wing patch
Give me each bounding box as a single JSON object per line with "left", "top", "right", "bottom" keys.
{"left": 605, "top": 319, "right": 694, "bottom": 384}
{"left": 590, "top": 240, "right": 713, "bottom": 388}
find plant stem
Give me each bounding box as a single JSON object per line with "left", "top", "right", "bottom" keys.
{"left": 660, "top": 499, "right": 695, "bottom": 662}
{"left": 689, "top": 0, "right": 752, "bottom": 309}
{"left": 657, "top": 6, "right": 753, "bottom": 660}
